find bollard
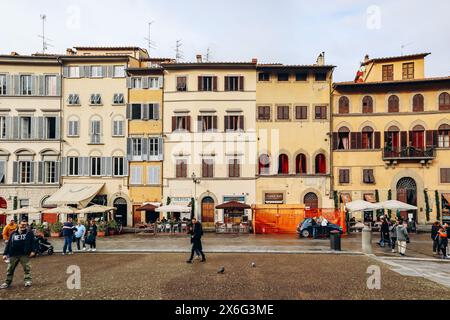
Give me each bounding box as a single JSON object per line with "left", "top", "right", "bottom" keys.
{"left": 362, "top": 225, "right": 372, "bottom": 254}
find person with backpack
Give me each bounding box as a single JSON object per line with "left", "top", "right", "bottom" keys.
{"left": 396, "top": 220, "right": 409, "bottom": 257}
{"left": 438, "top": 225, "right": 448, "bottom": 259}
{"left": 389, "top": 219, "right": 398, "bottom": 253}
{"left": 186, "top": 218, "right": 205, "bottom": 263}
{"left": 431, "top": 221, "right": 441, "bottom": 255}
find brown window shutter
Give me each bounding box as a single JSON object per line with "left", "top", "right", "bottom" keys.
{"left": 172, "top": 117, "right": 177, "bottom": 132}
{"left": 224, "top": 116, "right": 229, "bottom": 131}
{"left": 408, "top": 131, "right": 413, "bottom": 147}
{"left": 426, "top": 130, "right": 434, "bottom": 147}
{"left": 213, "top": 76, "right": 218, "bottom": 91}
{"left": 401, "top": 131, "right": 408, "bottom": 148}
{"left": 224, "top": 77, "right": 229, "bottom": 91}
{"left": 374, "top": 132, "right": 381, "bottom": 149}
{"left": 369, "top": 170, "right": 375, "bottom": 183}
{"left": 339, "top": 170, "right": 344, "bottom": 184}
{"left": 332, "top": 133, "right": 339, "bottom": 150}
{"left": 212, "top": 116, "right": 218, "bottom": 130}
{"left": 356, "top": 132, "right": 363, "bottom": 149}
{"left": 238, "top": 116, "right": 244, "bottom": 130}
{"left": 433, "top": 130, "right": 439, "bottom": 147}
{"left": 198, "top": 76, "right": 202, "bottom": 91}
{"left": 350, "top": 132, "right": 358, "bottom": 149}
{"left": 239, "top": 76, "right": 244, "bottom": 91}
{"left": 176, "top": 162, "right": 180, "bottom": 178}
{"left": 186, "top": 116, "right": 191, "bottom": 132}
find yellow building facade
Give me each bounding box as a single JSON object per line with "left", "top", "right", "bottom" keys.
{"left": 333, "top": 53, "right": 450, "bottom": 226}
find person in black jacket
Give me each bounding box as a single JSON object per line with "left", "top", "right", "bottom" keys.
{"left": 0, "top": 220, "right": 36, "bottom": 289}
{"left": 431, "top": 221, "right": 441, "bottom": 254}
{"left": 186, "top": 218, "right": 205, "bottom": 263}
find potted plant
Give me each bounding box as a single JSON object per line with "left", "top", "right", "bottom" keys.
{"left": 35, "top": 223, "right": 46, "bottom": 237}
{"left": 50, "top": 222, "right": 63, "bottom": 237}
{"left": 107, "top": 220, "right": 118, "bottom": 236}
{"left": 97, "top": 221, "right": 106, "bottom": 237}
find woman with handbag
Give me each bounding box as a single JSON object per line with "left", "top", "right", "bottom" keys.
{"left": 86, "top": 220, "right": 98, "bottom": 252}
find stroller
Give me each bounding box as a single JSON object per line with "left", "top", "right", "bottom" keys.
{"left": 35, "top": 235, "right": 54, "bottom": 256}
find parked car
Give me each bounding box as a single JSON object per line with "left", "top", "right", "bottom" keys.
{"left": 297, "top": 218, "right": 343, "bottom": 238}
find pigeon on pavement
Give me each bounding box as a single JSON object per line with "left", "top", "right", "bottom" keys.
{"left": 217, "top": 267, "right": 225, "bottom": 274}
{"left": 251, "top": 262, "right": 256, "bottom": 268}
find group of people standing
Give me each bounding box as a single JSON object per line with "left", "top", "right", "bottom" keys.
{"left": 378, "top": 216, "right": 409, "bottom": 256}
{"left": 62, "top": 217, "right": 98, "bottom": 255}
{"left": 431, "top": 221, "right": 449, "bottom": 259}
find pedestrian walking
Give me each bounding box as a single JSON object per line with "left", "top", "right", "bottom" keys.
{"left": 378, "top": 217, "right": 390, "bottom": 247}
{"left": 431, "top": 221, "right": 441, "bottom": 254}
{"left": 0, "top": 220, "right": 36, "bottom": 289}
{"left": 74, "top": 221, "right": 86, "bottom": 251}
{"left": 396, "top": 220, "right": 409, "bottom": 257}
{"left": 86, "top": 220, "right": 97, "bottom": 252}
{"left": 62, "top": 217, "right": 76, "bottom": 255}
{"left": 438, "top": 225, "right": 448, "bottom": 259}
{"left": 389, "top": 219, "right": 398, "bottom": 253}
{"left": 186, "top": 218, "right": 205, "bottom": 263}
{"left": 2, "top": 219, "right": 17, "bottom": 243}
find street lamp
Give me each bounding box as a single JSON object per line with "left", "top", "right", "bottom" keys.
{"left": 191, "top": 173, "right": 201, "bottom": 219}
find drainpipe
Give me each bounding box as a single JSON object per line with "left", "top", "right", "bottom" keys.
{"left": 329, "top": 70, "right": 335, "bottom": 201}
{"left": 57, "top": 56, "right": 63, "bottom": 189}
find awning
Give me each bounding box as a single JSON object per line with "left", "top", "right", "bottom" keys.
{"left": 364, "top": 194, "right": 376, "bottom": 203}
{"left": 156, "top": 204, "right": 191, "bottom": 213}
{"left": 340, "top": 193, "right": 352, "bottom": 204}
{"left": 216, "top": 201, "right": 251, "bottom": 210}
{"left": 45, "top": 184, "right": 104, "bottom": 207}
{"left": 442, "top": 193, "right": 450, "bottom": 204}
{"left": 137, "top": 203, "right": 159, "bottom": 211}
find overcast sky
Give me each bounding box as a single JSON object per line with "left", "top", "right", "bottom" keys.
{"left": 1, "top": 0, "right": 449, "bottom": 81}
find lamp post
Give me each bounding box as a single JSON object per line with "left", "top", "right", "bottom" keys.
{"left": 191, "top": 173, "right": 201, "bottom": 219}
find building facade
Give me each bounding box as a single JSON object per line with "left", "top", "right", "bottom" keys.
{"left": 161, "top": 58, "right": 257, "bottom": 228}
{"left": 0, "top": 54, "right": 62, "bottom": 222}
{"left": 332, "top": 53, "right": 450, "bottom": 225}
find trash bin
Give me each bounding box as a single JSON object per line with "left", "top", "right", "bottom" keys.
{"left": 330, "top": 231, "right": 341, "bottom": 251}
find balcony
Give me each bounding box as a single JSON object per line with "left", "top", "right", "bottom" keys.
{"left": 383, "top": 146, "right": 436, "bottom": 162}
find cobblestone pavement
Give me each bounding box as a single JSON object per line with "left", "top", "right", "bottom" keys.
{"left": 0, "top": 253, "right": 449, "bottom": 300}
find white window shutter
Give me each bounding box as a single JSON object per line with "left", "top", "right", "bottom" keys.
{"left": 159, "top": 76, "right": 163, "bottom": 89}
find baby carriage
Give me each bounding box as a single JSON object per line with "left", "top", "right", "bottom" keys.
{"left": 35, "top": 235, "right": 54, "bottom": 256}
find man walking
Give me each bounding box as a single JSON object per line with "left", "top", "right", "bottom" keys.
{"left": 186, "top": 218, "right": 206, "bottom": 263}
{"left": 62, "top": 217, "right": 76, "bottom": 255}
{"left": 2, "top": 219, "right": 17, "bottom": 243}
{"left": 0, "top": 220, "right": 36, "bottom": 289}
{"left": 396, "top": 220, "right": 409, "bottom": 257}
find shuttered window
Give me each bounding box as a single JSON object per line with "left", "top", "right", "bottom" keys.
{"left": 224, "top": 76, "right": 244, "bottom": 91}
{"left": 90, "top": 157, "right": 102, "bottom": 176}
{"left": 363, "top": 169, "right": 375, "bottom": 184}
{"left": 172, "top": 116, "right": 191, "bottom": 132}
{"left": 68, "top": 119, "right": 79, "bottom": 137}
{"left": 113, "top": 157, "right": 125, "bottom": 177}
{"left": 439, "top": 93, "right": 450, "bottom": 111}
{"left": 198, "top": 115, "right": 217, "bottom": 132}
{"left": 19, "top": 161, "right": 32, "bottom": 184}
{"left": 0, "top": 116, "right": 6, "bottom": 139}
{"left": 198, "top": 76, "right": 216, "bottom": 91}
{"left": 315, "top": 106, "right": 327, "bottom": 120}
{"left": 44, "top": 161, "right": 57, "bottom": 184}
{"left": 68, "top": 66, "right": 80, "bottom": 78}
{"left": 228, "top": 159, "right": 240, "bottom": 178}
{"left": 202, "top": 159, "right": 214, "bottom": 178}
{"left": 20, "top": 75, "right": 32, "bottom": 95}
{"left": 90, "top": 94, "right": 102, "bottom": 105}
{"left": 113, "top": 66, "right": 125, "bottom": 78}
{"left": 177, "top": 76, "right": 187, "bottom": 91}
{"left": 67, "top": 94, "right": 80, "bottom": 105}
{"left": 277, "top": 106, "right": 290, "bottom": 120}
{"left": 338, "top": 97, "right": 350, "bottom": 114}
{"left": 402, "top": 63, "right": 414, "bottom": 80}
{"left": 147, "top": 166, "right": 161, "bottom": 185}
{"left": 90, "top": 120, "right": 101, "bottom": 144}
{"left": 176, "top": 160, "right": 187, "bottom": 178}
{"left": 113, "top": 93, "right": 125, "bottom": 104}
{"left": 362, "top": 96, "right": 373, "bottom": 114}
{"left": 441, "top": 168, "right": 450, "bottom": 183}
{"left": 68, "top": 157, "right": 80, "bottom": 176}
{"left": 382, "top": 64, "right": 394, "bottom": 81}
{"left": 412, "top": 94, "right": 424, "bottom": 112}
{"left": 339, "top": 169, "right": 350, "bottom": 184}
{"left": 0, "top": 160, "right": 6, "bottom": 184}
{"left": 130, "top": 166, "right": 143, "bottom": 185}
{"left": 295, "top": 106, "right": 308, "bottom": 120}
{"left": 113, "top": 120, "right": 124, "bottom": 137}
{"left": 45, "top": 76, "right": 57, "bottom": 96}
{"left": 0, "top": 74, "right": 7, "bottom": 95}
{"left": 388, "top": 95, "right": 399, "bottom": 113}
{"left": 258, "top": 106, "right": 271, "bottom": 121}
{"left": 224, "top": 115, "right": 244, "bottom": 131}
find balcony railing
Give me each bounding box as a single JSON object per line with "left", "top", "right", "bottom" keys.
{"left": 383, "top": 146, "right": 436, "bottom": 161}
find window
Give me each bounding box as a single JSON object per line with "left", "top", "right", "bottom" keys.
{"left": 304, "top": 192, "right": 318, "bottom": 209}
{"left": 198, "top": 76, "right": 215, "bottom": 91}
{"left": 411, "top": 125, "right": 425, "bottom": 149}
{"left": 45, "top": 117, "right": 56, "bottom": 139}
{"left": 315, "top": 72, "right": 327, "bottom": 81}
{"left": 228, "top": 159, "right": 240, "bottom": 178}
{"left": 277, "top": 73, "right": 289, "bottom": 81}
{"left": 441, "top": 168, "right": 450, "bottom": 183}
{"left": 382, "top": 64, "right": 394, "bottom": 81}
{"left": 363, "top": 169, "right": 375, "bottom": 184}
{"left": 338, "top": 96, "right": 350, "bottom": 114}
{"left": 176, "top": 76, "right": 187, "bottom": 91}
{"left": 20, "top": 117, "right": 32, "bottom": 139}
{"left": 339, "top": 169, "right": 350, "bottom": 184}
{"left": 277, "top": 106, "right": 290, "bottom": 120}
{"left": 337, "top": 127, "right": 350, "bottom": 150}
{"left": 315, "top": 106, "right": 327, "bottom": 120}
{"left": 295, "top": 106, "right": 308, "bottom": 120}
{"left": 113, "top": 65, "right": 125, "bottom": 78}
{"left": 68, "top": 119, "right": 79, "bottom": 137}
{"left": 149, "top": 137, "right": 162, "bottom": 157}
{"left": 295, "top": 154, "right": 307, "bottom": 174}
{"left": 19, "top": 199, "right": 29, "bottom": 208}
{"left": 258, "top": 106, "right": 271, "bottom": 121}
{"left": 44, "top": 161, "right": 56, "bottom": 184}
{"left": 362, "top": 96, "right": 373, "bottom": 114}
{"left": 202, "top": 159, "right": 214, "bottom": 178}
{"left": 315, "top": 154, "right": 326, "bottom": 174}
{"left": 402, "top": 63, "right": 414, "bottom": 80}
{"left": 20, "top": 161, "right": 32, "bottom": 183}
{"left": 130, "top": 166, "right": 143, "bottom": 185}
{"left": 0, "top": 74, "right": 6, "bottom": 95}
{"left": 388, "top": 95, "right": 399, "bottom": 113}
{"left": 0, "top": 160, "right": 5, "bottom": 184}
{"left": 131, "top": 104, "right": 142, "bottom": 120}
{"left": 176, "top": 160, "right": 187, "bottom": 178}
{"left": 113, "top": 157, "right": 125, "bottom": 176}
{"left": 147, "top": 166, "right": 161, "bottom": 185}
{"left": 438, "top": 124, "right": 450, "bottom": 148}
{"left": 0, "top": 116, "right": 6, "bottom": 139}
{"left": 113, "top": 93, "right": 124, "bottom": 104}
{"left": 45, "top": 75, "right": 57, "bottom": 96}
{"left": 172, "top": 116, "right": 190, "bottom": 132}
{"left": 258, "top": 154, "right": 270, "bottom": 175}
{"left": 113, "top": 120, "right": 124, "bottom": 136}
{"left": 132, "top": 138, "right": 142, "bottom": 157}
{"left": 224, "top": 76, "right": 243, "bottom": 91}
{"left": 131, "top": 77, "right": 142, "bottom": 89}
{"left": 67, "top": 94, "right": 80, "bottom": 105}
{"left": 258, "top": 73, "right": 270, "bottom": 81}
{"left": 20, "top": 75, "right": 32, "bottom": 95}
{"left": 90, "top": 94, "right": 102, "bottom": 105}
{"left": 295, "top": 72, "right": 308, "bottom": 81}
{"left": 90, "top": 157, "right": 101, "bottom": 176}
{"left": 148, "top": 77, "right": 160, "bottom": 89}
{"left": 68, "top": 157, "right": 79, "bottom": 176}
{"left": 91, "top": 66, "right": 103, "bottom": 78}
{"left": 439, "top": 92, "right": 450, "bottom": 111}
{"left": 90, "top": 120, "right": 101, "bottom": 144}
{"left": 69, "top": 66, "right": 80, "bottom": 78}
{"left": 224, "top": 115, "right": 244, "bottom": 131}
{"left": 198, "top": 115, "right": 217, "bottom": 132}
{"left": 412, "top": 94, "right": 424, "bottom": 112}
{"left": 278, "top": 154, "right": 289, "bottom": 174}
{"left": 362, "top": 127, "right": 374, "bottom": 149}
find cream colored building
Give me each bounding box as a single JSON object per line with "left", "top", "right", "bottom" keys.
{"left": 161, "top": 57, "right": 257, "bottom": 228}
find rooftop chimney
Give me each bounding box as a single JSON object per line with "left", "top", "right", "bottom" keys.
{"left": 316, "top": 52, "right": 325, "bottom": 66}
{"left": 66, "top": 48, "right": 76, "bottom": 55}
{"left": 10, "top": 52, "right": 19, "bottom": 56}
{"left": 252, "top": 58, "right": 258, "bottom": 64}
{"left": 196, "top": 54, "right": 203, "bottom": 63}
{"left": 364, "top": 54, "right": 370, "bottom": 63}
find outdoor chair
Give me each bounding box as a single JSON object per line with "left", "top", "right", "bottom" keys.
{"left": 181, "top": 223, "right": 187, "bottom": 233}
{"left": 165, "top": 223, "right": 171, "bottom": 233}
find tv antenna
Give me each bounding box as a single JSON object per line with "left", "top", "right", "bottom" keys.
{"left": 205, "top": 47, "right": 212, "bottom": 62}
{"left": 144, "top": 21, "right": 156, "bottom": 56}
{"left": 175, "top": 40, "right": 183, "bottom": 62}
{"left": 38, "top": 14, "right": 53, "bottom": 54}
{"left": 401, "top": 42, "right": 412, "bottom": 56}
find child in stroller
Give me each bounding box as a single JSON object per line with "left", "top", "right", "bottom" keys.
{"left": 35, "top": 234, "right": 54, "bottom": 256}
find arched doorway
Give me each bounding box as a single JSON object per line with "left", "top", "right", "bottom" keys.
{"left": 304, "top": 193, "right": 319, "bottom": 209}
{"left": 396, "top": 177, "right": 417, "bottom": 222}
{"left": 201, "top": 197, "right": 215, "bottom": 228}
{"left": 0, "top": 197, "right": 6, "bottom": 225}
{"left": 113, "top": 198, "right": 127, "bottom": 227}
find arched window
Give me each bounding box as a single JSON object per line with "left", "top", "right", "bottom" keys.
{"left": 315, "top": 154, "right": 326, "bottom": 174}
{"left": 89, "top": 117, "right": 102, "bottom": 144}
{"left": 412, "top": 94, "right": 424, "bottom": 112}
{"left": 439, "top": 92, "right": 450, "bottom": 111}
{"left": 438, "top": 124, "right": 450, "bottom": 148}
{"left": 411, "top": 125, "right": 425, "bottom": 149}
{"left": 67, "top": 116, "right": 80, "bottom": 137}
{"left": 388, "top": 95, "right": 399, "bottom": 113}
{"left": 258, "top": 154, "right": 270, "bottom": 175}
{"left": 304, "top": 192, "right": 319, "bottom": 209}
{"left": 337, "top": 127, "right": 350, "bottom": 150}
{"left": 386, "top": 126, "right": 400, "bottom": 151}
{"left": 295, "top": 154, "right": 307, "bottom": 174}
{"left": 278, "top": 154, "right": 289, "bottom": 174}
{"left": 362, "top": 96, "right": 373, "bottom": 114}
{"left": 338, "top": 96, "right": 350, "bottom": 114}
{"left": 362, "top": 126, "right": 374, "bottom": 149}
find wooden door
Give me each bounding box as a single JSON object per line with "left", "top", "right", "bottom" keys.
{"left": 201, "top": 197, "right": 215, "bottom": 227}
